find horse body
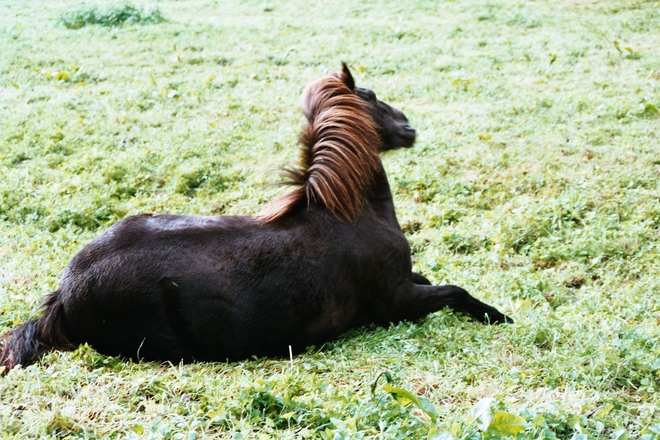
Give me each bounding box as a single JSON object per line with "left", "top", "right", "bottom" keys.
{"left": 58, "top": 169, "right": 409, "bottom": 362}
{"left": 0, "top": 64, "right": 509, "bottom": 372}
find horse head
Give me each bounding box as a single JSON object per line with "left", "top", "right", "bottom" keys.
{"left": 258, "top": 64, "right": 418, "bottom": 222}
{"left": 340, "top": 63, "right": 416, "bottom": 151}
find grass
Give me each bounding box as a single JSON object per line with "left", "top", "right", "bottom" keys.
{"left": 1, "top": 0, "right": 660, "bottom": 437}
{"left": 59, "top": 3, "right": 165, "bottom": 29}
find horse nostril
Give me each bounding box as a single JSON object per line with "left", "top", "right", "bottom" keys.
{"left": 404, "top": 124, "right": 415, "bottom": 133}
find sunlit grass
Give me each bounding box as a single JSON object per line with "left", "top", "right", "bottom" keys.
{"left": 1, "top": 0, "right": 660, "bottom": 438}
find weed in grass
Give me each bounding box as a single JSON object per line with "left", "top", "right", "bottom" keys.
{"left": 59, "top": 3, "right": 165, "bottom": 29}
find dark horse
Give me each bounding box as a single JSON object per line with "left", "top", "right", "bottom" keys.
{"left": 0, "top": 64, "right": 510, "bottom": 372}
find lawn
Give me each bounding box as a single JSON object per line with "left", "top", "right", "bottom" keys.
{"left": 1, "top": 0, "right": 659, "bottom": 438}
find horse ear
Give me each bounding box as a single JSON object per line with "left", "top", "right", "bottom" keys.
{"left": 341, "top": 62, "right": 355, "bottom": 91}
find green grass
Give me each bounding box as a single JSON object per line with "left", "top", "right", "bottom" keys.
{"left": 1, "top": 0, "right": 660, "bottom": 438}
{"left": 59, "top": 3, "right": 165, "bottom": 29}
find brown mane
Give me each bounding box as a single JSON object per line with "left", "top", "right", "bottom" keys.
{"left": 256, "top": 69, "right": 382, "bottom": 223}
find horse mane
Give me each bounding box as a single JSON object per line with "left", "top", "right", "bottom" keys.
{"left": 256, "top": 69, "right": 382, "bottom": 223}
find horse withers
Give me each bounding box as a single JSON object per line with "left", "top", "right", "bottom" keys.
{"left": 0, "top": 64, "right": 511, "bottom": 372}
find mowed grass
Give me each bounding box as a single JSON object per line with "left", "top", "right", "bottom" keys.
{"left": 1, "top": 0, "right": 660, "bottom": 438}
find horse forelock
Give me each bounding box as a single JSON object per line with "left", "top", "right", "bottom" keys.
{"left": 257, "top": 72, "right": 382, "bottom": 223}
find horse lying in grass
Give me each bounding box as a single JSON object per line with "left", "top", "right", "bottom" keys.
{"left": 0, "top": 64, "right": 511, "bottom": 372}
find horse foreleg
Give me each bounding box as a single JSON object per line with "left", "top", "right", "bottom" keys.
{"left": 391, "top": 284, "right": 512, "bottom": 324}
{"left": 411, "top": 272, "right": 431, "bottom": 285}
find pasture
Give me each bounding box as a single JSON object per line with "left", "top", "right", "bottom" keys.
{"left": 1, "top": 0, "right": 659, "bottom": 438}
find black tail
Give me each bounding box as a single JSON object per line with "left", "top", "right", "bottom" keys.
{"left": 0, "top": 290, "right": 75, "bottom": 374}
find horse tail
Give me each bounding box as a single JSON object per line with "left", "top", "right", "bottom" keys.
{"left": 0, "top": 290, "right": 75, "bottom": 374}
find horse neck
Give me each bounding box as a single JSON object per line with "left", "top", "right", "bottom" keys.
{"left": 364, "top": 162, "right": 398, "bottom": 220}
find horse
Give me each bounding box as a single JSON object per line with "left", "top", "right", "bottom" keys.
{"left": 0, "top": 64, "right": 511, "bottom": 372}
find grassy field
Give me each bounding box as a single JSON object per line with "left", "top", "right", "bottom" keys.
{"left": 1, "top": 0, "right": 660, "bottom": 438}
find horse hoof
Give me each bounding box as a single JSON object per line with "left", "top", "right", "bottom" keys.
{"left": 488, "top": 312, "right": 513, "bottom": 325}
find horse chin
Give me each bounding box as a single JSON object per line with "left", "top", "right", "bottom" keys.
{"left": 395, "top": 128, "right": 417, "bottom": 149}
{"left": 399, "top": 139, "right": 416, "bottom": 149}
{"left": 380, "top": 123, "right": 416, "bottom": 150}
{"left": 382, "top": 139, "right": 415, "bottom": 151}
